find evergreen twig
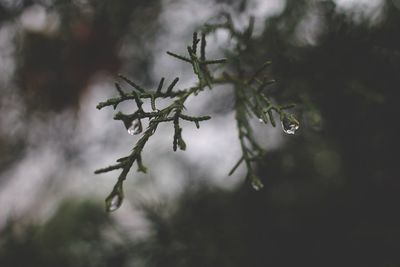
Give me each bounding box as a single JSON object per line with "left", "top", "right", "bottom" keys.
{"left": 95, "top": 16, "right": 299, "bottom": 211}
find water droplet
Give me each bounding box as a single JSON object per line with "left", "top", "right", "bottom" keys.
{"left": 107, "top": 194, "right": 123, "bottom": 212}
{"left": 106, "top": 181, "right": 124, "bottom": 212}
{"left": 281, "top": 114, "right": 299, "bottom": 135}
{"left": 251, "top": 179, "right": 264, "bottom": 191}
{"left": 127, "top": 119, "right": 142, "bottom": 135}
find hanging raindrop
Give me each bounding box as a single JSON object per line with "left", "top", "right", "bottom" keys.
{"left": 251, "top": 179, "right": 264, "bottom": 191}
{"left": 127, "top": 119, "right": 142, "bottom": 135}
{"left": 106, "top": 194, "right": 123, "bottom": 212}
{"left": 105, "top": 181, "right": 124, "bottom": 212}
{"left": 251, "top": 181, "right": 264, "bottom": 191}
{"left": 281, "top": 114, "right": 299, "bottom": 135}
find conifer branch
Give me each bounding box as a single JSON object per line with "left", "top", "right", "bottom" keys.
{"left": 95, "top": 16, "right": 300, "bottom": 211}
{"left": 166, "top": 51, "right": 192, "bottom": 63}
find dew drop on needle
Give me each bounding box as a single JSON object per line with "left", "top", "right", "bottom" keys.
{"left": 127, "top": 119, "right": 142, "bottom": 135}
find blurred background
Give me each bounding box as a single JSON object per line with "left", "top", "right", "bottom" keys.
{"left": 0, "top": 0, "right": 399, "bottom": 266}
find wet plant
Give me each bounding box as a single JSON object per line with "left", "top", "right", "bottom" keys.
{"left": 95, "top": 15, "right": 299, "bottom": 211}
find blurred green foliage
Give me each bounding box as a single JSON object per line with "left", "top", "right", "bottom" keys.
{"left": 0, "top": 200, "right": 130, "bottom": 267}
{"left": 135, "top": 184, "right": 400, "bottom": 267}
